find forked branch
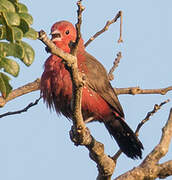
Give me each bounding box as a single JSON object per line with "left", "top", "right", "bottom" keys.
{"left": 114, "top": 108, "right": 172, "bottom": 180}
{"left": 84, "top": 11, "right": 123, "bottom": 47}
{"left": 112, "top": 99, "right": 170, "bottom": 161}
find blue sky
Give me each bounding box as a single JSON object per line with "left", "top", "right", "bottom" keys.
{"left": 0, "top": 0, "right": 172, "bottom": 179}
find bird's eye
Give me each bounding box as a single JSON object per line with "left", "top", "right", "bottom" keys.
{"left": 65, "top": 30, "right": 70, "bottom": 35}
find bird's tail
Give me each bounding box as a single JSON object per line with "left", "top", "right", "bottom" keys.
{"left": 104, "top": 116, "right": 143, "bottom": 159}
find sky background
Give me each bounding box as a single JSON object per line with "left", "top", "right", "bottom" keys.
{"left": 0, "top": 0, "right": 172, "bottom": 179}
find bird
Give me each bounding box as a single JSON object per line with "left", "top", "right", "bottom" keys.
{"left": 40, "top": 20, "right": 143, "bottom": 159}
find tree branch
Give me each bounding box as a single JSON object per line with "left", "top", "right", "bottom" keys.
{"left": 114, "top": 108, "right": 172, "bottom": 180}
{"left": 0, "top": 0, "right": 171, "bottom": 179}
{"left": 158, "top": 160, "right": 172, "bottom": 179}
{"left": 135, "top": 99, "right": 170, "bottom": 136}
{"left": 0, "top": 79, "right": 172, "bottom": 108}
{"left": 38, "top": 31, "right": 77, "bottom": 64}
{"left": 112, "top": 99, "right": 170, "bottom": 161}
{"left": 143, "top": 109, "right": 172, "bottom": 164}
{"left": 1, "top": 10, "right": 172, "bottom": 108}
{"left": 84, "top": 11, "right": 123, "bottom": 47}
{"left": 115, "top": 86, "right": 172, "bottom": 95}
{"left": 70, "top": 0, "right": 85, "bottom": 56}
{"left": 108, "top": 52, "right": 122, "bottom": 81}
{"left": 0, "top": 78, "right": 40, "bottom": 107}
{"left": 38, "top": 1, "right": 116, "bottom": 179}
{"left": 0, "top": 96, "right": 42, "bottom": 118}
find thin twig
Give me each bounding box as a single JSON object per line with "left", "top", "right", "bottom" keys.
{"left": 115, "top": 86, "right": 172, "bottom": 95}
{"left": 84, "top": 11, "right": 123, "bottom": 47}
{"left": 0, "top": 96, "right": 42, "bottom": 119}
{"left": 115, "top": 108, "right": 172, "bottom": 180}
{"left": 108, "top": 52, "right": 122, "bottom": 81}
{"left": 135, "top": 99, "right": 170, "bottom": 136}
{"left": 118, "top": 11, "right": 123, "bottom": 43}
{"left": 112, "top": 99, "right": 170, "bottom": 161}
{"left": 111, "top": 150, "right": 122, "bottom": 162}
{"left": 69, "top": 0, "right": 86, "bottom": 128}
{"left": 71, "top": 0, "right": 85, "bottom": 56}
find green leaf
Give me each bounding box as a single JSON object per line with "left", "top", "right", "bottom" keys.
{"left": 13, "top": 26, "right": 23, "bottom": 40}
{"left": 15, "top": 3, "right": 28, "bottom": 13}
{"left": 2, "top": 12, "right": 20, "bottom": 26}
{"left": 0, "top": 72, "right": 12, "bottom": 98}
{"left": 18, "top": 18, "right": 29, "bottom": 33}
{"left": 24, "top": 27, "right": 38, "bottom": 40}
{"left": 0, "top": 0, "right": 15, "bottom": 12}
{"left": 0, "top": 42, "right": 24, "bottom": 58}
{"left": 20, "top": 41, "right": 34, "bottom": 66}
{"left": 0, "top": 56, "right": 19, "bottom": 77}
{"left": 1, "top": 26, "right": 23, "bottom": 41}
{"left": 19, "top": 13, "right": 33, "bottom": 25}
{"left": 0, "top": 26, "right": 14, "bottom": 41}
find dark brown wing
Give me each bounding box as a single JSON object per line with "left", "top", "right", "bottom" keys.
{"left": 84, "top": 51, "right": 124, "bottom": 118}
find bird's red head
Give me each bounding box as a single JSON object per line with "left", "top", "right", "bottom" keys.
{"left": 51, "top": 21, "right": 80, "bottom": 53}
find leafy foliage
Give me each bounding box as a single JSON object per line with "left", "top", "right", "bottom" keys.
{"left": 0, "top": 0, "right": 38, "bottom": 98}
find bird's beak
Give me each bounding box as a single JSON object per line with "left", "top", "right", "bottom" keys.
{"left": 50, "top": 30, "right": 62, "bottom": 42}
